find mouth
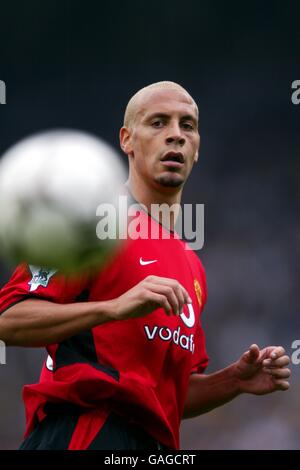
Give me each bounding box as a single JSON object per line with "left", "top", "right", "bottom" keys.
{"left": 160, "top": 151, "right": 184, "bottom": 168}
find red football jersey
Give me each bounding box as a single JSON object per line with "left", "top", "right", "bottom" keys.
{"left": 0, "top": 210, "right": 208, "bottom": 449}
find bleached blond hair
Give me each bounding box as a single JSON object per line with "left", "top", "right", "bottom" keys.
{"left": 123, "top": 81, "right": 198, "bottom": 128}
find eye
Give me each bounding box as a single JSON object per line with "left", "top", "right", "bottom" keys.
{"left": 181, "top": 122, "right": 194, "bottom": 130}
{"left": 151, "top": 120, "right": 164, "bottom": 128}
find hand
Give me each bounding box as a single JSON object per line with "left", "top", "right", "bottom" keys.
{"left": 233, "top": 344, "right": 291, "bottom": 395}
{"left": 108, "top": 275, "right": 192, "bottom": 321}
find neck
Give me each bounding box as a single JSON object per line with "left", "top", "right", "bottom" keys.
{"left": 126, "top": 175, "right": 183, "bottom": 231}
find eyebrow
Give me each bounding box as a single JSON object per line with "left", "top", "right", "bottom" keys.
{"left": 146, "top": 112, "right": 198, "bottom": 125}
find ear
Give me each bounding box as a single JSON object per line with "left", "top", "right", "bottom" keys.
{"left": 120, "top": 126, "right": 133, "bottom": 156}
{"left": 193, "top": 134, "right": 201, "bottom": 163}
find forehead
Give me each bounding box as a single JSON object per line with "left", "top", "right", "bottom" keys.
{"left": 136, "top": 88, "right": 198, "bottom": 121}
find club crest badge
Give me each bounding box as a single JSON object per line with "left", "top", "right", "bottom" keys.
{"left": 194, "top": 278, "right": 202, "bottom": 307}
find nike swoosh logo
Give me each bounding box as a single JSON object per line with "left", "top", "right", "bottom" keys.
{"left": 139, "top": 257, "right": 158, "bottom": 266}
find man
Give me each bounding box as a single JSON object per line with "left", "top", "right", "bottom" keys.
{"left": 0, "top": 81, "right": 290, "bottom": 450}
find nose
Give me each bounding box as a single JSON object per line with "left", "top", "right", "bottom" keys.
{"left": 165, "top": 122, "right": 185, "bottom": 146}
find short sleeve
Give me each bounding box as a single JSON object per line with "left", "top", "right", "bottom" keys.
{"left": 0, "top": 263, "right": 91, "bottom": 315}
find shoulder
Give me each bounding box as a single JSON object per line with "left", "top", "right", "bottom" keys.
{"left": 182, "top": 241, "right": 206, "bottom": 273}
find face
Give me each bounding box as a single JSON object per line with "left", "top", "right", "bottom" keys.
{"left": 120, "top": 88, "right": 200, "bottom": 191}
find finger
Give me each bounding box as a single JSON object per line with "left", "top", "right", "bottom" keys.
{"left": 156, "top": 280, "right": 185, "bottom": 314}
{"left": 147, "top": 283, "right": 180, "bottom": 316}
{"left": 264, "top": 368, "right": 291, "bottom": 379}
{"left": 147, "top": 276, "right": 192, "bottom": 304}
{"left": 146, "top": 278, "right": 188, "bottom": 313}
{"left": 273, "top": 380, "right": 290, "bottom": 391}
{"left": 269, "top": 346, "right": 286, "bottom": 360}
{"left": 245, "top": 344, "right": 260, "bottom": 363}
{"left": 148, "top": 292, "right": 173, "bottom": 316}
{"left": 166, "top": 279, "right": 192, "bottom": 305}
{"left": 263, "top": 355, "right": 290, "bottom": 368}
{"left": 174, "top": 283, "right": 192, "bottom": 305}
{"left": 171, "top": 284, "right": 185, "bottom": 314}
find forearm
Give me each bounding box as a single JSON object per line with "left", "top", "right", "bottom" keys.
{"left": 0, "top": 298, "right": 115, "bottom": 347}
{"left": 183, "top": 364, "right": 241, "bottom": 419}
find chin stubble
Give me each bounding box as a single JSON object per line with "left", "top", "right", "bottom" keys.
{"left": 155, "top": 175, "right": 184, "bottom": 188}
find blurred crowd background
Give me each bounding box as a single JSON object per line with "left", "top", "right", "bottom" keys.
{"left": 0, "top": 0, "right": 299, "bottom": 449}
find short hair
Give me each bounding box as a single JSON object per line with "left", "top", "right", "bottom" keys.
{"left": 123, "top": 81, "right": 197, "bottom": 128}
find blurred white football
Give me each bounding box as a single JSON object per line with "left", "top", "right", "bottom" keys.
{"left": 0, "top": 130, "right": 126, "bottom": 272}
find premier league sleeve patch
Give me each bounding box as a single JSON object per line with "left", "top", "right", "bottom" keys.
{"left": 28, "top": 266, "right": 57, "bottom": 292}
